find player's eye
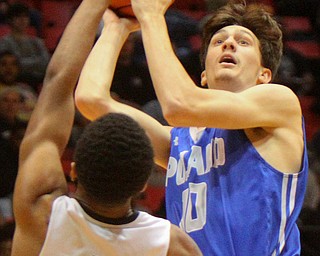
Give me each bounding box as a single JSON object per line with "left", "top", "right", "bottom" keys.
{"left": 214, "top": 39, "right": 224, "bottom": 46}
{"left": 238, "top": 40, "right": 249, "bottom": 45}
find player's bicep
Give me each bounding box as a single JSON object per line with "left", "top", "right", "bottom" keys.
{"left": 167, "top": 224, "right": 203, "bottom": 256}
{"left": 167, "top": 83, "right": 301, "bottom": 130}
{"left": 193, "top": 84, "right": 300, "bottom": 129}
{"left": 236, "top": 84, "right": 301, "bottom": 128}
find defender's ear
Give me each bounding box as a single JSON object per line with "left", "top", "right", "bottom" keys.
{"left": 257, "top": 68, "right": 272, "bottom": 84}
{"left": 200, "top": 70, "right": 207, "bottom": 87}
{"left": 141, "top": 183, "right": 148, "bottom": 193}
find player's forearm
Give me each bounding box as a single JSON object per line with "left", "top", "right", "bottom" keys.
{"left": 76, "top": 23, "right": 130, "bottom": 120}
{"left": 45, "top": 0, "right": 110, "bottom": 89}
{"left": 23, "top": 0, "right": 110, "bottom": 149}
{"left": 139, "top": 16, "right": 198, "bottom": 121}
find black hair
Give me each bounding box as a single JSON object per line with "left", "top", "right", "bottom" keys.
{"left": 7, "top": 3, "right": 29, "bottom": 20}
{"left": 74, "top": 113, "right": 154, "bottom": 205}
{"left": 0, "top": 50, "right": 20, "bottom": 64}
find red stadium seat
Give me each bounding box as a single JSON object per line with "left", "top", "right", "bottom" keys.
{"left": 40, "top": 0, "right": 78, "bottom": 52}
{"left": 42, "top": 26, "right": 64, "bottom": 53}
{"left": 285, "top": 41, "right": 320, "bottom": 59}
{"left": 299, "top": 96, "right": 320, "bottom": 141}
{"left": 281, "top": 16, "right": 313, "bottom": 35}
{"left": 40, "top": 0, "right": 75, "bottom": 29}
{"left": 171, "top": 0, "right": 207, "bottom": 11}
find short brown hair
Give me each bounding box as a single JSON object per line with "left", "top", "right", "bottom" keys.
{"left": 200, "top": 1, "right": 283, "bottom": 79}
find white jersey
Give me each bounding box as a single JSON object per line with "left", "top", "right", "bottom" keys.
{"left": 40, "top": 196, "right": 171, "bottom": 256}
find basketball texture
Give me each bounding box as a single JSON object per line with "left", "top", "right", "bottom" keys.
{"left": 110, "top": 0, "right": 134, "bottom": 18}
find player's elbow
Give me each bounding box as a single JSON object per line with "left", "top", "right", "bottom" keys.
{"left": 75, "top": 94, "right": 94, "bottom": 113}
{"left": 75, "top": 92, "right": 107, "bottom": 121}
{"left": 162, "top": 99, "right": 190, "bottom": 126}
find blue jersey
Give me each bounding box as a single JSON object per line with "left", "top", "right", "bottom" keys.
{"left": 166, "top": 124, "right": 308, "bottom": 256}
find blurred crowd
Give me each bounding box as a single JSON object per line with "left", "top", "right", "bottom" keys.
{"left": 0, "top": 1, "right": 320, "bottom": 255}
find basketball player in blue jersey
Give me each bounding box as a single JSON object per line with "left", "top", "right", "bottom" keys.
{"left": 76, "top": 0, "right": 308, "bottom": 255}
{"left": 11, "top": 1, "right": 202, "bottom": 255}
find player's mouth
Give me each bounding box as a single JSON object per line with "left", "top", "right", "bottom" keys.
{"left": 219, "top": 54, "right": 237, "bottom": 65}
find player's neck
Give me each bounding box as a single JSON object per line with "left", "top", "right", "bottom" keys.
{"left": 73, "top": 188, "right": 133, "bottom": 219}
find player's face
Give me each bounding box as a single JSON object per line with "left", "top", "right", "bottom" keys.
{"left": 202, "top": 25, "right": 268, "bottom": 91}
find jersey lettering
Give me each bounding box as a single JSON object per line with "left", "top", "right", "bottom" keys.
{"left": 166, "top": 137, "right": 225, "bottom": 186}
{"left": 179, "top": 182, "right": 207, "bottom": 233}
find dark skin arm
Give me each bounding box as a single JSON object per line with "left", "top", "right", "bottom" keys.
{"left": 168, "top": 224, "right": 203, "bottom": 256}
{"left": 11, "top": 1, "right": 111, "bottom": 255}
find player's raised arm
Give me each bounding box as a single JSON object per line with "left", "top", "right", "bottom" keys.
{"left": 12, "top": 1, "right": 110, "bottom": 255}
{"left": 75, "top": 9, "right": 172, "bottom": 168}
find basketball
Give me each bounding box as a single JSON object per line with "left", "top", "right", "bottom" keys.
{"left": 110, "top": 0, "right": 135, "bottom": 18}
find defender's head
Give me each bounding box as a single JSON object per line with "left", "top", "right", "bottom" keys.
{"left": 74, "top": 113, "right": 154, "bottom": 206}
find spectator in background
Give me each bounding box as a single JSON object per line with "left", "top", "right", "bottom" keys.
{"left": 0, "top": 87, "right": 25, "bottom": 138}
{"left": 0, "top": 50, "right": 37, "bottom": 120}
{"left": 0, "top": 120, "right": 26, "bottom": 225}
{"left": 133, "top": 8, "right": 202, "bottom": 86}
{"left": 0, "top": 0, "right": 42, "bottom": 36}
{"left": 0, "top": 87, "right": 28, "bottom": 224}
{"left": 273, "top": 48, "right": 317, "bottom": 96}
{"left": 165, "top": 9, "right": 202, "bottom": 83}
{"left": 95, "top": 22, "right": 154, "bottom": 106}
{"left": 110, "top": 32, "right": 156, "bottom": 106}
{"left": 0, "top": 0, "right": 9, "bottom": 24}
{"left": 0, "top": 2, "right": 50, "bottom": 88}
{"left": 165, "top": 9, "right": 200, "bottom": 53}
{"left": 19, "top": 0, "right": 43, "bottom": 37}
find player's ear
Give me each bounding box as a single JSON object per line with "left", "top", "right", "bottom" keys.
{"left": 140, "top": 184, "right": 148, "bottom": 193}
{"left": 257, "top": 67, "right": 272, "bottom": 84}
{"left": 70, "top": 162, "right": 78, "bottom": 182}
{"left": 200, "top": 70, "right": 207, "bottom": 87}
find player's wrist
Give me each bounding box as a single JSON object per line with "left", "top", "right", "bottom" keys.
{"left": 138, "top": 14, "right": 166, "bottom": 30}
{"left": 104, "top": 22, "right": 131, "bottom": 36}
